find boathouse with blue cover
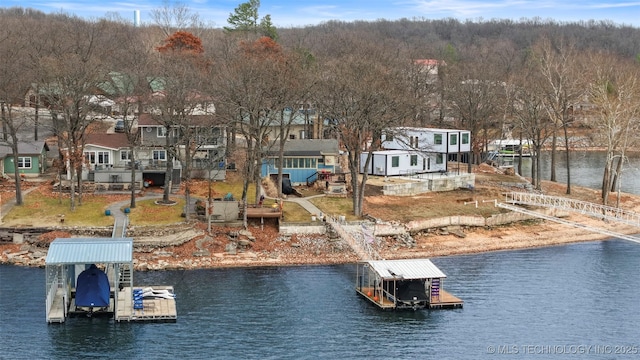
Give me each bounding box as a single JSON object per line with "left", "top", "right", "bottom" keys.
{"left": 261, "top": 139, "right": 340, "bottom": 186}
{"left": 45, "top": 237, "right": 134, "bottom": 323}
{"left": 45, "top": 237, "right": 177, "bottom": 323}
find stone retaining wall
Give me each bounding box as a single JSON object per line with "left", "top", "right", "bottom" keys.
{"left": 382, "top": 173, "right": 476, "bottom": 196}
{"left": 403, "top": 208, "right": 568, "bottom": 234}
{"left": 279, "top": 207, "right": 567, "bottom": 237}
{"left": 279, "top": 223, "right": 326, "bottom": 235}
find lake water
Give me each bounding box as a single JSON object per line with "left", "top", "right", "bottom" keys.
{"left": 2, "top": 239, "right": 640, "bottom": 359}
{"left": 516, "top": 151, "right": 640, "bottom": 194}
{"left": 2, "top": 150, "right": 640, "bottom": 359}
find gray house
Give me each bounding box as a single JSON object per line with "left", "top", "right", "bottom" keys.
{"left": 137, "top": 113, "right": 226, "bottom": 181}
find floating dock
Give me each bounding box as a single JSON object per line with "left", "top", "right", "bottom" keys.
{"left": 356, "top": 259, "right": 463, "bottom": 310}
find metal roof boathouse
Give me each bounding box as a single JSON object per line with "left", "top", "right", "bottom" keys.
{"left": 45, "top": 237, "right": 176, "bottom": 323}
{"left": 356, "top": 259, "right": 463, "bottom": 310}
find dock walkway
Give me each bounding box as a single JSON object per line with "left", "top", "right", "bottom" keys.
{"left": 115, "top": 286, "right": 177, "bottom": 322}
{"left": 500, "top": 192, "right": 640, "bottom": 245}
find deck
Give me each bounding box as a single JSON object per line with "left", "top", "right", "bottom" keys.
{"left": 115, "top": 286, "right": 177, "bottom": 322}
{"left": 47, "top": 286, "right": 177, "bottom": 323}
{"left": 356, "top": 287, "right": 463, "bottom": 310}
{"left": 245, "top": 206, "right": 282, "bottom": 219}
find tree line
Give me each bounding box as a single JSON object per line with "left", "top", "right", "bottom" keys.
{"left": 1, "top": 3, "right": 639, "bottom": 219}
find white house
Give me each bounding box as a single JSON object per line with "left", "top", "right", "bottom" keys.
{"left": 382, "top": 127, "right": 471, "bottom": 153}
{"left": 360, "top": 127, "right": 471, "bottom": 176}
{"left": 360, "top": 150, "right": 444, "bottom": 176}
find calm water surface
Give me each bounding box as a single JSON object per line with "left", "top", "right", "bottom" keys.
{"left": 2, "top": 240, "right": 640, "bottom": 359}
{"left": 517, "top": 151, "right": 640, "bottom": 193}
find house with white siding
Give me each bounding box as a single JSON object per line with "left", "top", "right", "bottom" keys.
{"left": 360, "top": 127, "right": 471, "bottom": 176}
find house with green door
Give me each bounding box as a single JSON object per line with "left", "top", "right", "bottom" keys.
{"left": 0, "top": 141, "right": 49, "bottom": 178}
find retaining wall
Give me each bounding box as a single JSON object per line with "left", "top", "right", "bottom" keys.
{"left": 279, "top": 223, "right": 326, "bottom": 235}
{"left": 404, "top": 208, "right": 568, "bottom": 234}
{"left": 382, "top": 173, "right": 476, "bottom": 196}
{"left": 279, "top": 207, "right": 568, "bottom": 237}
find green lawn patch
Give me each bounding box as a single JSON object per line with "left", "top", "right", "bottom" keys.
{"left": 125, "top": 198, "right": 186, "bottom": 225}
{"left": 3, "top": 190, "right": 114, "bottom": 227}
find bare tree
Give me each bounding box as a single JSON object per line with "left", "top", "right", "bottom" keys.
{"left": 150, "top": 31, "right": 209, "bottom": 207}
{"left": 35, "top": 18, "right": 113, "bottom": 210}
{"left": 211, "top": 37, "right": 290, "bottom": 227}
{"left": 101, "top": 21, "right": 158, "bottom": 209}
{"left": 511, "top": 59, "right": 554, "bottom": 190}
{"left": 446, "top": 51, "right": 505, "bottom": 172}
{"left": 317, "top": 38, "right": 414, "bottom": 217}
{"left": 150, "top": 0, "right": 205, "bottom": 38}
{"left": 271, "top": 49, "right": 315, "bottom": 197}
{"left": 533, "top": 36, "right": 583, "bottom": 194}
{"left": 586, "top": 52, "right": 640, "bottom": 206}
{"left": 405, "top": 58, "right": 445, "bottom": 127}
{"left": 0, "top": 16, "right": 33, "bottom": 205}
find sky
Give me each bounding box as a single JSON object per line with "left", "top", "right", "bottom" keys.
{"left": 6, "top": 0, "right": 640, "bottom": 28}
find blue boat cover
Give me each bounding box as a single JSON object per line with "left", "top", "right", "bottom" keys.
{"left": 75, "top": 264, "right": 110, "bottom": 307}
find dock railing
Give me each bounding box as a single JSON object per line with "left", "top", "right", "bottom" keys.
{"left": 504, "top": 192, "right": 640, "bottom": 228}
{"left": 499, "top": 193, "right": 640, "bottom": 245}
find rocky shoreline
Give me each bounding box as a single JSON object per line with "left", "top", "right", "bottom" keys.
{"left": 1, "top": 208, "right": 636, "bottom": 270}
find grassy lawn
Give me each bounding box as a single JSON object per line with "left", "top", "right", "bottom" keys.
{"left": 309, "top": 197, "right": 361, "bottom": 221}
{"left": 282, "top": 201, "right": 312, "bottom": 222}
{"left": 1, "top": 168, "right": 528, "bottom": 227}
{"left": 188, "top": 172, "right": 257, "bottom": 203}
{"left": 125, "top": 198, "right": 186, "bottom": 225}
{"left": 3, "top": 188, "right": 115, "bottom": 227}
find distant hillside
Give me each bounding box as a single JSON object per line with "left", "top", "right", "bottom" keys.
{"left": 279, "top": 18, "right": 640, "bottom": 60}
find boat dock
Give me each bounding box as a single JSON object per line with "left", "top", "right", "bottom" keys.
{"left": 45, "top": 236, "right": 177, "bottom": 324}
{"left": 356, "top": 287, "right": 463, "bottom": 309}
{"left": 356, "top": 259, "right": 463, "bottom": 310}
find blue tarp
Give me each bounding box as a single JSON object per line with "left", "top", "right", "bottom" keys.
{"left": 75, "top": 264, "right": 110, "bottom": 307}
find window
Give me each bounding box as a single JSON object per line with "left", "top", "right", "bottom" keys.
{"left": 153, "top": 150, "right": 166, "bottom": 161}
{"left": 410, "top": 155, "right": 418, "bottom": 166}
{"left": 450, "top": 134, "right": 457, "bottom": 146}
{"left": 410, "top": 136, "right": 419, "bottom": 148}
{"left": 157, "top": 127, "right": 167, "bottom": 137}
{"left": 436, "top": 154, "right": 443, "bottom": 164}
{"left": 17, "top": 157, "right": 31, "bottom": 169}
{"left": 289, "top": 134, "right": 296, "bottom": 140}
{"left": 434, "top": 134, "right": 442, "bottom": 145}
{"left": 84, "top": 152, "right": 96, "bottom": 164}
{"left": 84, "top": 151, "right": 110, "bottom": 165}
{"left": 97, "top": 151, "right": 110, "bottom": 164}
{"left": 462, "top": 133, "right": 469, "bottom": 145}
{"left": 391, "top": 156, "right": 400, "bottom": 168}
{"left": 277, "top": 157, "right": 317, "bottom": 169}
{"left": 120, "top": 150, "right": 131, "bottom": 161}
{"left": 385, "top": 131, "right": 394, "bottom": 142}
